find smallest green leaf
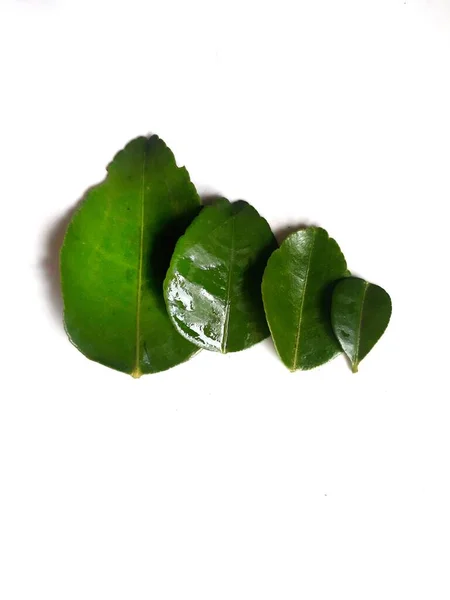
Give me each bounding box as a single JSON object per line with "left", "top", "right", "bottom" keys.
{"left": 331, "top": 277, "right": 392, "bottom": 373}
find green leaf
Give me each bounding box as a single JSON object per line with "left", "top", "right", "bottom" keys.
{"left": 163, "top": 199, "right": 278, "bottom": 353}
{"left": 60, "top": 135, "right": 200, "bottom": 377}
{"left": 262, "top": 227, "right": 348, "bottom": 371}
{"left": 331, "top": 277, "right": 392, "bottom": 373}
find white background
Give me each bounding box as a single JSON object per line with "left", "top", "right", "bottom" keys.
{"left": 1, "top": 0, "right": 450, "bottom": 598}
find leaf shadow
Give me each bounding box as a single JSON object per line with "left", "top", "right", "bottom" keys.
{"left": 321, "top": 279, "right": 341, "bottom": 341}
{"left": 200, "top": 193, "right": 225, "bottom": 207}
{"left": 242, "top": 240, "right": 277, "bottom": 328}
{"left": 146, "top": 193, "right": 223, "bottom": 308}
{"left": 40, "top": 188, "right": 93, "bottom": 327}
{"left": 323, "top": 276, "right": 354, "bottom": 372}
{"left": 229, "top": 201, "right": 278, "bottom": 352}
{"left": 148, "top": 209, "right": 201, "bottom": 308}
{"left": 274, "top": 221, "right": 319, "bottom": 245}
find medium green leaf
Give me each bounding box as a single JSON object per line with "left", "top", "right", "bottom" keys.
{"left": 331, "top": 277, "right": 392, "bottom": 373}
{"left": 60, "top": 135, "right": 200, "bottom": 377}
{"left": 262, "top": 227, "right": 348, "bottom": 371}
{"left": 163, "top": 199, "right": 278, "bottom": 353}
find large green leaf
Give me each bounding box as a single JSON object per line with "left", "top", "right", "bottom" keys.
{"left": 163, "top": 199, "right": 277, "bottom": 353}
{"left": 262, "top": 227, "right": 348, "bottom": 371}
{"left": 60, "top": 135, "right": 200, "bottom": 376}
{"left": 331, "top": 277, "right": 392, "bottom": 373}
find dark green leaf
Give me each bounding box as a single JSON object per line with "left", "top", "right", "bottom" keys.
{"left": 60, "top": 135, "right": 200, "bottom": 377}
{"left": 331, "top": 277, "right": 392, "bottom": 373}
{"left": 262, "top": 227, "right": 348, "bottom": 371}
{"left": 164, "top": 199, "right": 278, "bottom": 353}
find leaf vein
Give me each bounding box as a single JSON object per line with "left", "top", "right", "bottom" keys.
{"left": 133, "top": 146, "right": 147, "bottom": 378}
{"left": 291, "top": 232, "right": 315, "bottom": 370}
{"left": 221, "top": 217, "right": 235, "bottom": 353}
{"left": 354, "top": 280, "right": 369, "bottom": 370}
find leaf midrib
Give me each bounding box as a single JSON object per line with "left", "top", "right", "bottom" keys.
{"left": 132, "top": 147, "right": 147, "bottom": 378}
{"left": 221, "top": 216, "right": 235, "bottom": 353}
{"left": 291, "top": 232, "right": 315, "bottom": 370}
{"left": 353, "top": 280, "right": 369, "bottom": 370}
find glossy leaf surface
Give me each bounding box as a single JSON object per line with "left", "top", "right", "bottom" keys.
{"left": 164, "top": 199, "right": 277, "bottom": 353}
{"left": 60, "top": 136, "right": 200, "bottom": 376}
{"left": 262, "top": 227, "right": 348, "bottom": 371}
{"left": 331, "top": 278, "right": 392, "bottom": 373}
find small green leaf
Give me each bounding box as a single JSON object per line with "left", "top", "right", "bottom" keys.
{"left": 331, "top": 278, "right": 392, "bottom": 373}
{"left": 262, "top": 227, "right": 348, "bottom": 371}
{"left": 60, "top": 135, "right": 200, "bottom": 376}
{"left": 164, "top": 199, "right": 278, "bottom": 353}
